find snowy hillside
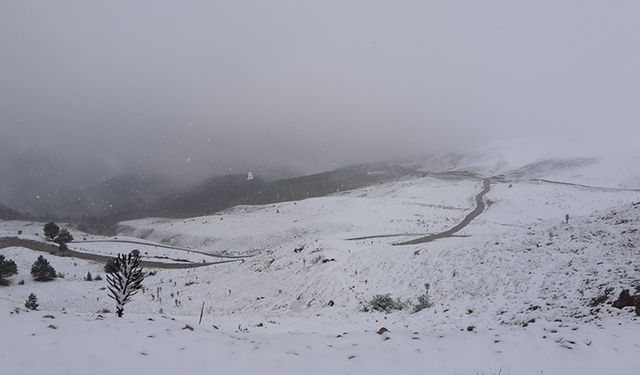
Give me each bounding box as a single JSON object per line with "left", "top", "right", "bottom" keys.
{"left": 2, "top": 144, "right": 640, "bottom": 374}
{"left": 410, "top": 138, "right": 640, "bottom": 188}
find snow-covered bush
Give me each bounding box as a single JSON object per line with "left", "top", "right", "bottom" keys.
{"left": 106, "top": 252, "right": 145, "bottom": 317}
{"left": 25, "top": 293, "right": 39, "bottom": 310}
{"left": 365, "top": 294, "right": 408, "bottom": 313}
{"left": 412, "top": 283, "right": 433, "bottom": 313}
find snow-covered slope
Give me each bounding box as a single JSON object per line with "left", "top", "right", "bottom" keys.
{"left": 410, "top": 138, "right": 640, "bottom": 188}
{"left": 2, "top": 142, "right": 640, "bottom": 374}
{"left": 118, "top": 178, "right": 480, "bottom": 252}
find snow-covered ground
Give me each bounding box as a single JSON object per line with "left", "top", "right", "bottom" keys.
{"left": 0, "top": 221, "right": 222, "bottom": 263}
{"left": 118, "top": 177, "right": 480, "bottom": 252}
{"left": 3, "top": 305, "right": 639, "bottom": 375}
{"left": 2, "top": 146, "right": 640, "bottom": 374}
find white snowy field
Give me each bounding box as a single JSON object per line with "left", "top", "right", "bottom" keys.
{"left": 2, "top": 301, "right": 639, "bottom": 375}
{"left": 0, "top": 221, "right": 221, "bottom": 264}
{"left": 119, "top": 177, "right": 480, "bottom": 252}
{"left": 2, "top": 146, "right": 640, "bottom": 374}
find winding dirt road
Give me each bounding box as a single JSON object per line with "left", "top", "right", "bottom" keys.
{"left": 393, "top": 178, "right": 491, "bottom": 245}
{"left": 0, "top": 237, "right": 238, "bottom": 269}
{"left": 73, "top": 239, "right": 252, "bottom": 259}
{"left": 344, "top": 178, "right": 492, "bottom": 245}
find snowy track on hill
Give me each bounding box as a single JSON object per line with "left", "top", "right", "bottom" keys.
{"left": 73, "top": 239, "right": 255, "bottom": 259}
{"left": 0, "top": 237, "right": 236, "bottom": 269}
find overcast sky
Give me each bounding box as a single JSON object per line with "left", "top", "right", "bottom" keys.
{"left": 1, "top": 0, "right": 639, "bottom": 186}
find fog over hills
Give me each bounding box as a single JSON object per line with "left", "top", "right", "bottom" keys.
{"left": 2, "top": 1, "right": 640, "bottom": 215}
{"left": 2, "top": 2, "right": 640, "bottom": 374}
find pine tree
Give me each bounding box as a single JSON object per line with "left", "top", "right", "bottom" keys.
{"left": 55, "top": 229, "right": 74, "bottom": 251}
{"left": 25, "top": 293, "right": 39, "bottom": 310}
{"left": 85, "top": 271, "right": 93, "bottom": 281}
{"left": 0, "top": 255, "right": 18, "bottom": 286}
{"left": 43, "top": 222, "right": 60, "bottom": 241}
{"left": 104, "top": 258, "right": 119, "bottom": 274}
{"left": 107, "top": 252, "right": 145, "bottom": 318}
{"left": 31, "top": 255, "right": 57, "bottom": 282}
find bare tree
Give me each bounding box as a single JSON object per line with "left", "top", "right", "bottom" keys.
{"left": 106, "top": 252, "right": 144, "bottom": 318}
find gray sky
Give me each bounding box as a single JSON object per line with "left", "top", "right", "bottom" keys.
{"left": 1, "top": 0, "right": 639, "bottom": 187}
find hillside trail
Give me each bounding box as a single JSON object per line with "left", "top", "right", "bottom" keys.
{"left": 345, "top": 177, "right": 491, "bottom": 244}
{"left": 73, "top": 239, "right": 254, "bottom": 259}
{"left": 393, "top": 178, "right": 491, "bottom": 245}
{"left": 0, "top": 237, "right": 238, "bottom": 269}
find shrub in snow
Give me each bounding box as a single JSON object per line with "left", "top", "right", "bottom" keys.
{"left": 43, "top": 222, "right": 60, "bottom": 241}
{"left": 31, "top": 255, "right": 57, "bottom": 282}
{"left": 365, "top": 294, "right": 408, "bottom": 313}
{"left": 412, "top": 283, "right": 433, "bottom": 313}
{"left": 55, "top": 229, "right": 74, "bottom": 251}
{"left": 25, "top": 293, "right": 39, "bottom": 310}
{"left": 94, "top": 274, "right": 102, "bottom": 281}
{"left": 612, "top": 289, "right": 640, "bottom": 314}
{"left": 104, "top": 258, "right": 119, "bottom": 274}
{"left": 0, "top": 255, "right": 18, "bottom": 286}
{"left": 107, "top": 252, "right": 145, "bottom": 318}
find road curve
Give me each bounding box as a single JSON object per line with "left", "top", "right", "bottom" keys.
{"left": 0, "top": 237, "right": 236, "bottom": 269}
{"left": 394, "top": 178, "right": 491, "bottom": 246}
{"left": 73, "top": 239, "right": 254, "bottom": 259}
{"left": 345, "top": 233, "right": 430, "bottom": 241}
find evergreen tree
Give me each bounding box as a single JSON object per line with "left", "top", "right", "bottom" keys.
{"left": 107, "top": 252, "right": 145, "bottom": 317}
{"left": 25, "top": 293, "right": 39, "bottom": 310}
{"left": 0, "top": 255, "right": 18, "bottom": 286}
{"left": 43, "top": 222, "right": 60, "bottom": 241}
{"left": 55, "top": 229, "right": 74, "bottom": 251}
{"left": 85, "top": 271, "right": 92, "bottom": 281}
{"left": 104, "top": 258, "right": 119, "bottom": 274}
{"left": 31, "top": 255, "right": 57, "bottom": 281}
